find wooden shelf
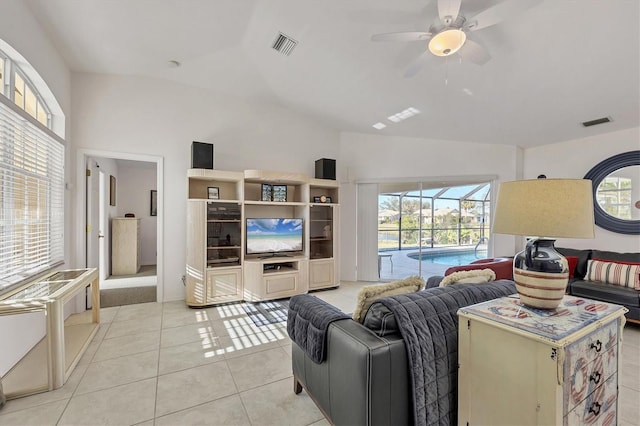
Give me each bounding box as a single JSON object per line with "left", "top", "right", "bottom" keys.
{"left": 244, "top": 169, "right": 308, "bottom": 184}
{"left": 244, "top": 200, "right": 307, "bottom": 207}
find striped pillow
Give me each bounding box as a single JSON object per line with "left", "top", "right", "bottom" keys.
{"left": 586, "top": 259, "right": 640, "bottom": 290}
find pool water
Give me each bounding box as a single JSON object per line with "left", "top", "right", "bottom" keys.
{"left": 407, "top": 250, "right": 488, "bottom": 266}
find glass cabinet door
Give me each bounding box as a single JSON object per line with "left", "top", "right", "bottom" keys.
{"left": 206, "top": 202, "right": 242, "bottom": 267}
{"left": 309, "top": 205, "right": 333, "bottom": 259}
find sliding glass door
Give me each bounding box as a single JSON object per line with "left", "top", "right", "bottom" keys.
{"left": 377, "top": 181, "right": 491, "bottom": 280}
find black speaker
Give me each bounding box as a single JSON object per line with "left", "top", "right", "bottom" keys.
{"left": 191, "top": 142, "right": 214, "bottom": 169}
{"left": 315, "top": 158, "right": 336, "bottom": 180}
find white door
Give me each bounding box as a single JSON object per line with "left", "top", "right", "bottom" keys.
{"left": 86, "top": 160, "right": 108, "bottom": 282}
{"left": 98, "top": 170, "right": 107, "bottom": 281}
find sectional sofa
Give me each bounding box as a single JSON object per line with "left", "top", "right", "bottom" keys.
{"left": 287, "top": 279, "right": 516, "bottom": 425}
{"left": 440, "top": 250, "right": 639, "bottom": 324}
{"left": 558, "top": 248, "right": 640, "bottom": 323}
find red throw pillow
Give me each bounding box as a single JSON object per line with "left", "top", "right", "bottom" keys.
{"left": 566, "top": 256, "right": 579, "bottom": 279}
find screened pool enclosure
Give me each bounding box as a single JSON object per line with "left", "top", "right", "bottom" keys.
{"left": 378, "top": 182, "right": 491, "bottom": 253}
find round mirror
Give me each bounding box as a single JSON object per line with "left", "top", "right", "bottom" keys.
{"left": 584, "top": 151, "right": 640, "bottom": 234}
{"left": 595, "top": 165, "right": 640, "bottom": 220}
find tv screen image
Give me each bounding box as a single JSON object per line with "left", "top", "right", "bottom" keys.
{"left": 246, "top": 218, "right": 303, "bottom": 255}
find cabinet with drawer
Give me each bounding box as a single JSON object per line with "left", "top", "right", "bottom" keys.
{"left": 458, "top": 295, "right": 627, "bottom": 426}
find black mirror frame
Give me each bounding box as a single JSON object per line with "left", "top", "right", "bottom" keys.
{"left": 583, "top": 150, "right": 640, "bottom": 235}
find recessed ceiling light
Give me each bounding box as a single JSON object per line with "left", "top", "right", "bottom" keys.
{"left": 388, "top": 107, "right": 420, "bottom": 123}
{"left": 372, "top": 122, "right": 386, "bottom": 130}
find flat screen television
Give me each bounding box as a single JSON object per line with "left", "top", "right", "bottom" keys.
{"left": 246, "top": 218, "right": 303, "bottom": 256}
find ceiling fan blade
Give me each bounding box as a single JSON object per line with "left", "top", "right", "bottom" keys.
{"left": 404, "top": 50, "right": 432, "bottom": 78}
{"left": 458, "top": 39, "right": 491, "bottom": 65}
{"left": 465, "top": 0, "right": 541, "bottom": 31}
{"left": 371, "top": 32, "right": 432, "bottom": 42}
{"left": 438, "top": 0, "right": 461, "bottom": 23}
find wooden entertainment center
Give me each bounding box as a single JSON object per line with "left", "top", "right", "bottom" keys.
{"left": 186, "top": 169, "right": 339, "bottom": 307}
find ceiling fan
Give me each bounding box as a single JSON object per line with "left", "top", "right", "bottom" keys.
{"left": 371, "top": 0, "right": 540, "bottom": 77}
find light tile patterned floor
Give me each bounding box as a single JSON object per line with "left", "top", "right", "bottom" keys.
{"left": 0, "top": 281, "right": 639, "bottom": 425}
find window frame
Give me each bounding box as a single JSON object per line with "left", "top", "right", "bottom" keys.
{"left": 11, "top": 66, "right": 51, "bottom": 128}
{"left": 0, "top": 47, "right": 64, "bottom": 295}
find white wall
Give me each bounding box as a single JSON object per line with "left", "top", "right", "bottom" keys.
{"left": 338, "top": 132, "right": 521, "bottom": 280}
{"left": 523, "top": 127, "right": 640, "bottom": 252}
{"left": 0, "top": 1, "right": 73, "bottom": 379}
{"left": 70, "top": 73, "right": 340, "bottom": 301}
{"left": 117, "top": 163, "right": 157, "bottom": 265}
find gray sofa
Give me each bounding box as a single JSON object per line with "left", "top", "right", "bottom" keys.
{"left": 558, "top": 248, "right": 640, "bottom": 323}
{"left": 288, "top": 279, "right": 516, "bottom": 425}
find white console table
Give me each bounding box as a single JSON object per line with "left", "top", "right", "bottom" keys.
{"left": 0, "top": 268, "right": 100, "bottom": 399}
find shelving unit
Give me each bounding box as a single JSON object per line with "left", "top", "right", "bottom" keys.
{"left": 242, "top": 170, "right": 310, "bottom": 300}
{"left": 186, "top": 168, "right": 339, "bottom": 306}
{"left": 206, "top": 203, "right": 242, "bottom": 268}
{"left": 186, "top": 170, "right": 244, "bottom": 307}
{"left": 308, "top": 179, "right": 339, "bottom": 290}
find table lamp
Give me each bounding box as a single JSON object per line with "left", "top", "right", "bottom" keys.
{"left": 492, "top": 178, "right": 595, "bottom": 309}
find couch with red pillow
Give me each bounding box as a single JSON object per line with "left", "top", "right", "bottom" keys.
{"left": 424, "top": 257, "right": 514, "bottom": 289}
{"left": 443, "top": 257, "right": 513, "bottom": 280}
{"left": 557, "top": 247, "right": 640, "bottom": 324}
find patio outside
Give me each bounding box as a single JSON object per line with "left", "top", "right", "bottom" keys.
{"left": 378, "top": 181, "right": 491, "bottom": 281}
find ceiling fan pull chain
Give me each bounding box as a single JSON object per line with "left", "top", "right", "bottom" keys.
{"left": 445, "top": 57, "right": 449, "bottom": 85}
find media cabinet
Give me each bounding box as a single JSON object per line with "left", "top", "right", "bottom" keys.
{"left": 186, "top": 169, "right": 339, "bottom": 307}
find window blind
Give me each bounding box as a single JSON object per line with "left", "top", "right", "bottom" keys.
{"left": 0, "top": 96, "right": 64, "bottom": 291}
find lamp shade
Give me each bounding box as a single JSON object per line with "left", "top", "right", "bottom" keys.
{"left": 493, "top": 179, "right": 595, "bottom": 239}
{"left": 493, "top": 178, "right": 595, "bottom": 309}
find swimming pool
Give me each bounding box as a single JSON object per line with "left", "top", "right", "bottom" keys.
{"left": 406, "top": 250, "right": 488, "bottom": 266}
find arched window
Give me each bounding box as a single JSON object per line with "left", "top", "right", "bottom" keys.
{"left": 0, "top": 44, "right": 65, "bottom": 292}
{"left": 0, "top": 49, "right": 51, "bottom": 128}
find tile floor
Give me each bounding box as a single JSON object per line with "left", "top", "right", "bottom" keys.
{"left": 0, "top": 281, "right": 639, "bottom": 425}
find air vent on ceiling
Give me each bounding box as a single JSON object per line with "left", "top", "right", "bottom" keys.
{"left": 272, "top": 32, "right": 298, "bottom": 56}
{"left": 582, "top": 116, "right": 611, "bottom": 127}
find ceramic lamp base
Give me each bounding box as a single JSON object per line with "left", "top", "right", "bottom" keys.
{"left": 513, "top": 238, "right": 569, "bottom": 310}
{"left": 513, "top": 268, "right": 569, "bottom": 309}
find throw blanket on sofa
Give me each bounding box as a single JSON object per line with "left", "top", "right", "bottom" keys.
{"left": 287, "top": 294, "right": 350, "bottom": 363}
{"left": 377, "top": 281, "right": 516, "bottom": 426}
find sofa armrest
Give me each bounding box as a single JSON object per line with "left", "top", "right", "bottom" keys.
{"left": 292, "top": 319, "right": 411, "bottom": 425}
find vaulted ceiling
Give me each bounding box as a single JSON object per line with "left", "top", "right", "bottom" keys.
{"left": 25, "top": 0, "right": 640, "bottom": 148}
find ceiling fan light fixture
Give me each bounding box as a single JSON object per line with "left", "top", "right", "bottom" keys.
{"left": 428, "top": 29, "right": 466, "bottom": 56}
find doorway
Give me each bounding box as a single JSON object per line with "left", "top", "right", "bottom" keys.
{"left": 78, "top": 149, "right": 164, "bottom": 305}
